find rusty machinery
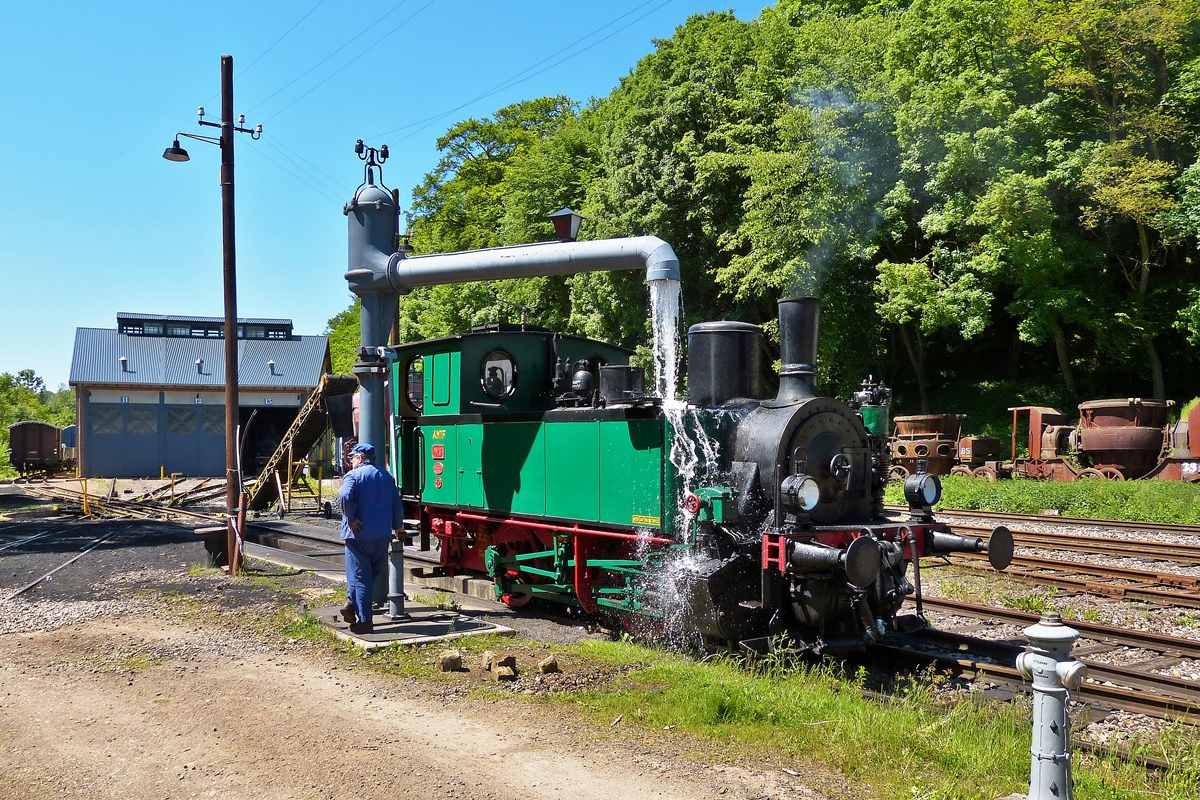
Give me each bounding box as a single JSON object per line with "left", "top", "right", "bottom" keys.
{"left": 930, "top": 399, "right": 1200, "bottom": 483}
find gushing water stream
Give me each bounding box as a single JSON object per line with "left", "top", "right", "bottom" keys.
{"left": 648, "top": 278, "right": 720, "bottom": 542}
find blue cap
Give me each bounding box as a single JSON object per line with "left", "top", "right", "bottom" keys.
{"left": 349, "top": 442, "right": 375, "bottom": 458}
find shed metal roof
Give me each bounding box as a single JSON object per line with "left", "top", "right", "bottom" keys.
{"left": 69, "top": 328, "right": 329, "bottom": 388}
{"left": 116, "top": 312, "right": 293, "bottom": 326}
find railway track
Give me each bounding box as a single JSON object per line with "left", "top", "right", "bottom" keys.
{"left": 936, "top": 519, "right": 1200, "bottom": 607}
{"left": 916, "top": 597, "right": 1200, "bottom": 720}
{"left": 877, "top": 629, "right": 1200, "bottom": 720}
{"left": 887, "top": 505, "right": 1200, "bottom": 537}
{"left": 950, "top": 524, "right": 1200, "bottom": 564}
{"left": 949, "top": 550, "right": 1200, "bottom": 608}
{"left": 13, "top": 482, "right": 220, "bottom": 523}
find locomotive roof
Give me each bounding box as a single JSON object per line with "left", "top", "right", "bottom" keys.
{"left": 392, "top": 327, "right": 634, "bottom": 356}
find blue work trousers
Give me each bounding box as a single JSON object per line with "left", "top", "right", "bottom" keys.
{"left": 344, "top": 538, "right": 390, "bottom": 625}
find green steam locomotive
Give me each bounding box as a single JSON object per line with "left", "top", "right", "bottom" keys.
{"left": 386, "top": 297, "right": 1012, "bottom": 651}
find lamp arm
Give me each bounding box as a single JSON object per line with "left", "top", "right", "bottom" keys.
{"left": 177, "top": 131, "right": 222, "bottom": 146}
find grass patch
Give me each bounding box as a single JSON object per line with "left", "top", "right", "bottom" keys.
{"left": 1001, "top": 588, "right": 1058, "bottom": 614}
{"left": 237, "top": 560, "right": 309, "bottom": 591}
{"left": 886, "top": 475, "right": 1200, "bottom": 524}
{"left": 79, "top": 648, "right": 168, "bottom": 673}
{"left": 121, "top": 652, "right": 167, "bottom": 671}
{"left": 413, "top": 590, "right": 461, "bottom": 611}
{"left": 279, "top": 610, "right": 336, "bottom": 643}
{"left": 550, "top": 641, "right": 1199, "bottom": 799}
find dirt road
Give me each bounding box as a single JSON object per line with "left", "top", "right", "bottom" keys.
{"left": 0, "top": 520, "right": 834, "bottom": 800}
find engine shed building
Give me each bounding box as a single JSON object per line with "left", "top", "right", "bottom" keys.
{"left": 69, "top": 313, "right": 330, "bottom": 478}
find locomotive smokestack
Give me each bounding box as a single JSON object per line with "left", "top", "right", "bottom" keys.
{"left": 777, "top": 297, "right": 819, "bottom": 403}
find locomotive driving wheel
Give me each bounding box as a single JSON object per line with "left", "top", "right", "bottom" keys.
{"left": 1076, "top": 468, "right": 1106, "bottom": 480}
{"left": 1097, "top": 466, "right": 1125, "bottom": 481}
{"left": 493, "top": 523, "right": 542, "bottom": 608}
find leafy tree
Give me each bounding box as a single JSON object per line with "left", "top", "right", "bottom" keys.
{"left": 324, "top": 0, "right": 1200, "bottom": 426}
{"left": 0, "top": 371, "right": 74, "bottom": 477}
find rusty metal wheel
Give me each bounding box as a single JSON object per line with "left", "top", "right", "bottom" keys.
{"left": 1097, "top": 466, "right": 1126, "bottom": 481}
{"left": 971, "top": 466, "right": 998, "bottom": 482}
{"left": 888, "top": 465, "right": 910, "bottom": 482}
{"left": 1076, "top": 468, "right": 1106, "bottom": 479}
{"left": 949, "top": 465, "right": 973, "bottom": 477}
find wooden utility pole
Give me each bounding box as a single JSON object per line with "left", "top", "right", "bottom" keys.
{"left": 219, "top": 55, "right": 240, "bottom": 576}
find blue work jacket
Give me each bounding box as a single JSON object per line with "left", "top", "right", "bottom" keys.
{"left": 338, "top": 462, "right": 404, "bottom": 541}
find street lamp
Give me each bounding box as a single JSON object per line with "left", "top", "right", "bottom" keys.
{"left": 547, "top": 208, "right": 584, "bottom": 242}
{"left": 162, "top": 139, "right": 191, "bottom": 162}
{"left": 163, "top": 54, "right": 261, "bottom": 576}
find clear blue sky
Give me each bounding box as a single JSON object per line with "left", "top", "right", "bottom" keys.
{"left": 0, "top": 0, "right": 752, "bottom": 389}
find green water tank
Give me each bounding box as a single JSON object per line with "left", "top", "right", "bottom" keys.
{"left": 860, "top": 405, "right": 890, "bottom": 437}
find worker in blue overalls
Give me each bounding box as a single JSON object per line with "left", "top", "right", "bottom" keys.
{"left": 338, "top": 442, "right": 403, "bottom": 634}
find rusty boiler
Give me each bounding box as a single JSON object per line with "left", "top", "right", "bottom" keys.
{"left": 890, "top": 413, "right": 965, "bottom": 476}
{"left": 1077, "top": 398, "right": 1172, "bottom": 479}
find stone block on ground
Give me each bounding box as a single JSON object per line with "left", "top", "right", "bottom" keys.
{"left": 492, "top": 654, "right": 516, "bottom": 669}
{"left": 481, "top": 650, "right": 496, "bottom": 671}
{"left": 492, "top": 665, "right": 517, "bottom": 682}
{"left": 537, "top": 654, "right": 560, "bottom": 674}
{"left": 438, "top": 649, "right": 463, "bottom": 672}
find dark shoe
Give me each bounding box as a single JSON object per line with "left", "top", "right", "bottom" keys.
{"left": 348, "top": 622, "right": 374, "bottom": 635}
{"left": 340, "top": 601, "right": 357, "bottom": 625}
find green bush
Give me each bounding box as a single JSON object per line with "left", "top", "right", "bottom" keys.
{"left": 0, "top": 371, "right": 75, "bottom": 479}
{"left": 886, "top": 475, "right": 1200, "bottom": 524}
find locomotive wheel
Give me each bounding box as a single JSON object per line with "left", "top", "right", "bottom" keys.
{"left": 971, "top": 466, "right": 997, "bottom": 482}
{"left": 1076, "top": 468, "right": 1106, "bottom": 479}
{"left": 493, "top": 524, "right": 541, "bottom": 608}
{"left": 1098, "top": 466, "right": 1125, "bottom": 481}
{"left": 949, "top": 465, "right": 973, "bottom": 477}
{"left": 888, "top": 465, "right": 910, "bottom": 482}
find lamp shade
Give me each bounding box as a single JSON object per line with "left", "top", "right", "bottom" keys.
{"left": 547, "top": 208, "right": 583, "bottom": 242}
{"left": 163, "top": 139, "right": 190, "bottom": 162}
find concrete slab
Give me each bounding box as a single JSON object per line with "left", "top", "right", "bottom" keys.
{"left": 310, "top": 603, "right": 514, "bottom": 652}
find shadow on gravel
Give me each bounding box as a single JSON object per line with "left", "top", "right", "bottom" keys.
{"left": 0, "top": 520, "right": 196, "bottom": 556}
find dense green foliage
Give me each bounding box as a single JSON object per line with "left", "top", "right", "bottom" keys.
{"left": 885, "top": 474, "right": 1200, "bottom": 522}
{"left": 329, "top": 0, "right": 1200, "bottom": 433}
{"left": 0, "top": 370, "right": 75, "bottom": 478}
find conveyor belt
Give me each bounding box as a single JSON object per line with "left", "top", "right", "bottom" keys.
{"left": 246, "top": 374, "right": 357, "bottom": 511}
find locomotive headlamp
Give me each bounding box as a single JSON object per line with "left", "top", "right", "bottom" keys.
{"left": 780, "top": 473, "right": 820, "bottom": 512}
{"left": 903, "top": 472, "right": 942, "bottom": 508}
